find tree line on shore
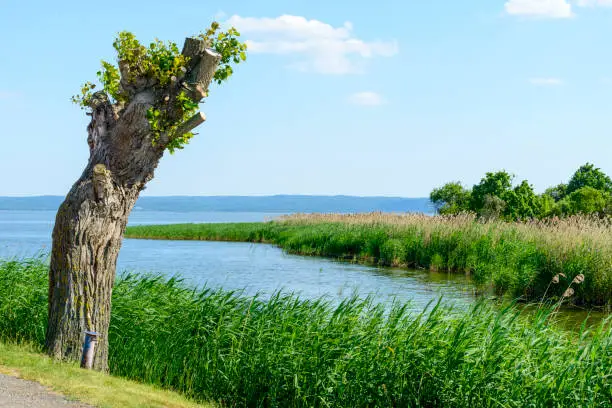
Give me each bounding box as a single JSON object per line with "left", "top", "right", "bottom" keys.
{"left": 430, "top": 163, "right": 612, "bottom": 220}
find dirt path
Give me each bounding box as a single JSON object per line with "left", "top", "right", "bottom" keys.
{"left": 0, "top": 373, "right": 92, "bottom": 407}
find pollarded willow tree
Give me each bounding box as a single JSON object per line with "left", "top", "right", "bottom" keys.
{"left": 47, "top": 23, "right": 247, "bottom": 371}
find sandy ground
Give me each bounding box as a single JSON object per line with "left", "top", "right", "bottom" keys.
{"left": 0, "top": 373, "right": 91, "bottom": 408}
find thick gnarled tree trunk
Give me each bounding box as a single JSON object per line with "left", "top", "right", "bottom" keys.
{"left": 46, "top": 37, "right": 220, "bottom": 371}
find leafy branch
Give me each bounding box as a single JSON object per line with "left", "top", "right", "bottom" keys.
{"left": 72, "top": 23, "right": 247, "bottom": 153}
{"left": 199, "top": 22, "right": 248, "bottom": 85}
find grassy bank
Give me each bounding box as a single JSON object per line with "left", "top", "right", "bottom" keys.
{"left": 1, "top": 259, "right": 611, "bottom": 407}
{"left": 0, "top": 342, "right": 212, "bottom": 408}
{"left": 125, "top": 213, "right": 612, "bottom": 307}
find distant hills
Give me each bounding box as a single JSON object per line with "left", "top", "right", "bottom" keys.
{"left": 0, "top": 195, "right": 433, "bottom": 214}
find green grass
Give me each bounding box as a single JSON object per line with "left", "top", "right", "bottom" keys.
{"left": 124, "top": 213, "right": 612, "bottom": 307}
{"left": 0, "top": 342, "right": 213, "bottom": 408}
{"left": 1, "top": 259, "right": 611, "bottom": 407}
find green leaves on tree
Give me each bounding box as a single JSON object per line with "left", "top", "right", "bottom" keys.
{"left": 566, "top": 163, "right": 612, "bottom": 195}
{"left": 199, "top": 23, "right": 248, "bottom": 85}
{"left": 72, "top": 32, "right": 188, "bottom": 108}
{"left": 111, "top": 32, "right": 189, "bottom": 87}
{"left": 71, "top": 82, "right": 97, "bottom": 109}
{"left": 431, "top": 164, "right": 612, "bottom": 220}
{"left": 147, "top": 91, "right": 201, "bottom": 154}
{"left": 71, "top": 22, "right": 248, "bottom": 153}
{"left": 430, "top": 182, "right": 471, "bottom": 215}
{"left": 97, "top": 61, "right": 122, "bottom": 102}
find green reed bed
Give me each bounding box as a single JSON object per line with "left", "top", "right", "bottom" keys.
{"left": 1, "top": 259, "right": 611, "bottom": 407}
{"left": 125, "top": 213, "right": 612, "bottom": 307}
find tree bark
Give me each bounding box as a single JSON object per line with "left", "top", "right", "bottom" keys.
{"left": 46, "top": 92, "right": 161, "bottom": 371}
{"left": 46, "top": 37, "right": 218, "bottom": 371}
{"left": 46, "top": 174, "right": 140, "bottom": 370}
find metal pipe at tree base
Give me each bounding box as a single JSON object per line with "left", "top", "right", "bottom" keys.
{"left": 80, "top": 331, "right": 100, "bottom": 369}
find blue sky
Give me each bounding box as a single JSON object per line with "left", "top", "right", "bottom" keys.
{"left": 0, "top": 0, "right": 611, "bottom": 197}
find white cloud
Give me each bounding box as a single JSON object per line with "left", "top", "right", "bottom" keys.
{"left": 347, "top": 92, "right": 385, "bottom": 106}
{"left": 226, "top": 15, "right": 398, "bottom": 74}
{"left": 529, "top": 77, "right": 564, "bottom": 85}
{"left": 576, "top": 0, "right": 612, "bottom": 6}
{"left": 505, "top": 0, "right": 573, "bottom": 18}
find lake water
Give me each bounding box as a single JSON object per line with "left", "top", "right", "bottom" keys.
{"left": 3, "top": 209, "right": 608, "bottom": 327}
{"left": 0, "top": 209, "right": 475, "bottom": 311}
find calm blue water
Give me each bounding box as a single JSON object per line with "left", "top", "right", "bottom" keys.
{"left": 0, "top": 209, "right": 474, "bottom": 310}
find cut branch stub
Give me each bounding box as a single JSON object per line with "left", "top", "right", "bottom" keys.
{"left": 182, "top": 37, "right": 210, "bottom": 64}
{"left": 87, "top": 91, "right": 109, "bottom": 110}
{"left": 182, "top": 37, "right": 221, "bottom": 102}
{"left": 118, "top": 60, "right": 131, "bottom": 89}
{"left": 118, "top": 60, "right": 153, "bottom": 95}
{"left": 172, "top": 111, "right": 206, "bottom": 139}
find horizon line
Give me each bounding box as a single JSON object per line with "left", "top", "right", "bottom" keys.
{"left": 0, "top": 194, "right": 430, "bottom": 199}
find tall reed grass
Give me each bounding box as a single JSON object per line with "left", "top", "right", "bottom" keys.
{"left": 1, "top": 259, "right": 610, "bottom": 407}
{"left": 125, "top": 213, "right": 612, "bottom": 307}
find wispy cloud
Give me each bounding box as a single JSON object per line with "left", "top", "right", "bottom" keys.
{"left": 213, "top": 10, "right": 227, "bottom": 20}
{"left": 347, "top": 92, "right": 386, "bottom": 106}
{"left": 505, "top": 0, "right": 612, "bottom": 18}
{"left": 226, "top": 15, "right": 398, "bottom": 74}
{"left": 505, "top": 0, "right": 573, "bottom": 18}
{"left": 529, "top": 77, "right": 564, "bottom": 86}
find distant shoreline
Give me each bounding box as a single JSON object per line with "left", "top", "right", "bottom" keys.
{"left": 0, "top": 195, "right": 433, "bottom": 214}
